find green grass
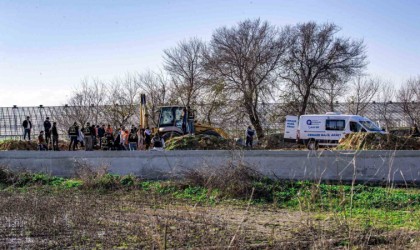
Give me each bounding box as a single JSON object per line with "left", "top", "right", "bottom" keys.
{"left": 1, "top": 171, "right": 419, "bottom": 230}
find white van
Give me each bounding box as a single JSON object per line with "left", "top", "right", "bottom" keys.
{"left": 284, "top": 112, "right": 385, "bottom": 149}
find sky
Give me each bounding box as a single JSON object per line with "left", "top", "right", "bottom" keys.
{"left": 1, "top": 0, "right": 420, "bottom": 106}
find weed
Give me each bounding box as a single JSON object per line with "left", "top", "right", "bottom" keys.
{"left": 0, "top": 167, "right": 419, "bottom": 248}
{"left": 184, "top": 161, "right": 262, "bottom": 199}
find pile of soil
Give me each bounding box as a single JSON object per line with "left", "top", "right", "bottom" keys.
{"left": 258, "top": 133, "right": 303, "bottom": 150}
{"left": 0, "top": 140, "right": 38, "bottom": 150}
{"left": 165, "top": 134, "right": 238, "bottom": 150}
{"left": 336, "top": 133, "right": 420, "bottom": 150}
{"left": 0, "top": 140, "right": 70, "bottom": 151}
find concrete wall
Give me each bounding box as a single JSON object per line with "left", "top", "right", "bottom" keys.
{"left": 0, "top": 150, "right": 419, "bottom": 184}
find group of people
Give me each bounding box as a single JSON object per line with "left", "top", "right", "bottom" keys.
{"left": 22, "top": 116, "right": 166, "bottom": 151}
{"left": 67, "top": 122, "right": 165, "bottom": 151}
{"left": 22, "top": 115, "right": 257, "bottom": 151}
{"left": 22, "top": 116, "right": 59, "bottom": 151}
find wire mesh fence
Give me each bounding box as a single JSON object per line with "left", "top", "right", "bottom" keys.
{"left": 0, "top": 102, "right": 417, "bottom": 140}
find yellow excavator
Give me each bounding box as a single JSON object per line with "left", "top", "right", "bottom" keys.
{"left": 139, "top": 94, "right": 228, "bottom": 140}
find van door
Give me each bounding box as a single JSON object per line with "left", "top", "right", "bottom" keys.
{"left": 324, "top": 118, "right": 346, "bottom": 142}
{"left": 284, "top": 115, "right": 298, "bottom": 140}
{"left": 349, "top": 121, "right": 366, "bottom": 133}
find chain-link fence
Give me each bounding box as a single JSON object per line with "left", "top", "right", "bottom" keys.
{"left": 0, "top": 102, "right": 417, "bottom": 140}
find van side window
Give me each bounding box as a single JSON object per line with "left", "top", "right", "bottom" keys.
{"left": 326, "top": 120, "right": 345, "bottom": 131}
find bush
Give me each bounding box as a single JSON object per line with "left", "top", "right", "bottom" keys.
{"left": 0, "top": 165, "right": 15, "bottom": 185}
{"left": 74, "top": 161, "right": 141, "bottom": 190}
{"left": 184, "top": 161, "right": 262, "bottom": 199}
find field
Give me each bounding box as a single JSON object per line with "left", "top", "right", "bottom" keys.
{"left": 0, "top": 165, "right": 419, "bottom": 249}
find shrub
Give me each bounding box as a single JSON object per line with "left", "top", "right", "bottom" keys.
{"left": 0, "top": 165, "right": 15, "bottom": 185}
{"left": 184, "top": 161, "right": 262, "bottom": 199}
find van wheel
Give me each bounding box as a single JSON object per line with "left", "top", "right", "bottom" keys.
{"left": 307, "top": 139, "right": 318, "bottom": 150}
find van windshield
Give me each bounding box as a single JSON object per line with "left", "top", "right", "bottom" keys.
{"left": 359, "top": 120, "right": 382, "bottom": 132}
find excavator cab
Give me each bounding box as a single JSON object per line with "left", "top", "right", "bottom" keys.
{"left": 157, "top": 106, "right": 185, "bottom": 139}
{"left": 140, "top": 94, "right": 228, "bottom": 141}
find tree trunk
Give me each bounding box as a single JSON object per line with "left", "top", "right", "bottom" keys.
{"left": 245, "top": 102, "right": 264, "bottom": 140}
{"left": 299, "top": 95, "right": 309, "bottom": 116}
{"left": 329, "top": 100, "right": 334, "bottom": 112}
{"left": 299, "top": 83, "right": 312, "bottom": 116}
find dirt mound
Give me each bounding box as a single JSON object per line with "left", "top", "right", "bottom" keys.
{"left": 165, "top": 133, "right": 304, "bottom": 150}
{"left": 0, "top": 140, "right": 70, "bottom": 151}
{"left": 258, "top": 133, "right": 303, "bottom": 149}
{"left": 336, "top": 133, "right": 420, "bottom": 150}
{"left": 0, "top": 140, "right": 38, "bottom": 150}
{"left": 165, "top": 134, "right": 238, "bottom": 150}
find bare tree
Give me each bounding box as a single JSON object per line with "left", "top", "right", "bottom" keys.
{"left": 346, "top": 76, "right": 380, "bottom": 115}
{"left": 59, "top": 78, "right": 107, "bottom": 129}
{"left": 136, "top": 71, "right": 170, "bottom": 127}
{"left": 398, "top": 77, "right": 420, "bottom": 127}
{"left": 205, "top": 19, "right": 287, "bottom": 139}
{"left": 315, "top": 77, "right": 349, "bottom": 112}
{"left": 280, "top": 22, "right": 367, "bottom": 116}
{"left": 196, "top": 80, "right": 229, "bottom": 126}
{"left": 163, "top": 38, "right": 207, "bottom": 107}
{"left": 375, "top": 82, "right": 396, "bottom": 130}
{"left": 105, "top": 74, "right": 140, "bottom": 127}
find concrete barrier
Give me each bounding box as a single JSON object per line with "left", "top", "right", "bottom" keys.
{"left": 0, "top": 150, "right": 419, "bottom": 184}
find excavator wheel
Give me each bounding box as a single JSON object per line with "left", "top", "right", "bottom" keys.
{"left": 162, "top": 132, "right": 182, "bottom": 141}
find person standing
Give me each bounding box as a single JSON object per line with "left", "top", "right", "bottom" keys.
{"left": 90, "top": 124, "right": 97, "bottom": 148}
{"left": 77, "top": 125, "right": 84, "bottom": 149}
{"left": 245, "top": 126, "right": 255, "bottom": 149}
{"left": 151, "top": 133, "right": 165, "bottom": 151}
{"left": 43, "top": 117, "right": 52, "bottom": 146}
{"left": 68, "top": 122, "right": 79, "bottom": 151}
{"left": 51, "top": 122, "right": 59, "bottom": 151}
{"left": 122, "top": 129, "right": 129, "bottom": 150}
{"left": 113, "top": 128, "right": 120, "bottom": 150}
{"left": 98, "top": 124, "right": 105, "bottom": 148}
{"left": 144, "top": 127, "right": 152, "bottom": 150}
{"left": 182, "top": 107, "right": 187, "bottom": 134}
{"left": 82, "top": 122, "right": 93, "bottom": 151}
{"left": 187, "top": 106, "right": 195, "bottom": 135}
{"left": 137, "top": 128, "right": 145, "bottom": 150}
{"left": 38, "top": 131, "right": 48, "bottom": 151}
{"left": 22, "top": 116, "right": 32, "bottom": 141}
{"left": 106, "top": 124, "right": 113, "bottom": 134}
{"left": 128, "top": 126, "right": 138, "bottom": 151}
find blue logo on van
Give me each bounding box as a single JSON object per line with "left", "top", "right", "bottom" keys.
{"left": 306, "top": 120, "right": 312, "bottom": 125}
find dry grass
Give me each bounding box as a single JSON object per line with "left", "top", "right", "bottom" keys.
{"left": 1, "top": 161, "right": 419, "bottom": 249}
{"left": 337, "top": 133, "right": 420, "bottom": 150}
{"left": 0, "top": 189, "right": 418, "bottom": 249}
{"left": 184, "top": 161, "right": 262, "bottom": 199}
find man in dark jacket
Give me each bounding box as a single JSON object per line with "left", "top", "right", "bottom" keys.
{"left": 68, "top": 122, "right": 79, "bottom": 151}
{"left": 44, "top": 117, "right": 52, "bottom": 146}
{"left": 97, "top": 124, "right": 106, "bottom": 148}
{"left": 38, "top": 131, "right": 48, "bottom": 151}
{"left": 187, "top": 106, "right": 195, "bottom": 135}
{"left": 22, "top": 116, "right": 32, "bottom": 141}
{"left": 128, "top": 127, "right": 139, "bottom": 151}
{"left": 91, "top": 124, "right": 97, "bottom": 147}
{"left": 82, "top": 122, "right": 93, "bottom": 151}
{"left": 52, "top": 122, "right": 59, "bottom": 151}
{"left": 245, "top": 126, "right": 255, "bottom": 149}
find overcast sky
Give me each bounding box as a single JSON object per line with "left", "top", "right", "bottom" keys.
{"left": 1, "top": 0, "right": 419, "bottom": 107}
